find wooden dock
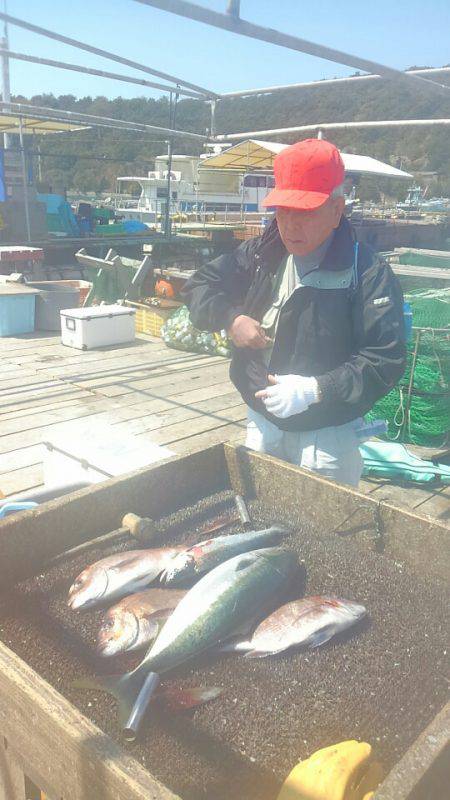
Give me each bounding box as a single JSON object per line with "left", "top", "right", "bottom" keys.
{"left": 1, "top": 332, "right": 449, "bottom": 528}
{"left": 0, "top": 333, "right": 246, "bottom": 498}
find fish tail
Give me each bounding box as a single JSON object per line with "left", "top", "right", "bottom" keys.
{"left": 72, "top": 665, "right": 159, "bottom": 737}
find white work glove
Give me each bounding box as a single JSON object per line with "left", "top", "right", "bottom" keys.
{"left": 255, "top": 374, "right": 320, "bottom": 419}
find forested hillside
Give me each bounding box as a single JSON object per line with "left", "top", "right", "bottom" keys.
{"left": 18, "top": 67, "right": 450, "bottom": 198}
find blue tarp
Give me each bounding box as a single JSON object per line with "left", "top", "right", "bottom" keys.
{"left": 37, "top": 193, "right": 80, "bottom": 236}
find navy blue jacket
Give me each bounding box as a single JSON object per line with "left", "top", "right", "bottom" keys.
{"left": 183, "top": 216, "right": 406, "bottom": 431}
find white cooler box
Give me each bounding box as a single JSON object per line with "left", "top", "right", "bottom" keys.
{"left": 61, "top": 304, "right": 135, "bottom": 350}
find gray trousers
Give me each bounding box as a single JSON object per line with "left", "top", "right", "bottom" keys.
{"left": 246, "top": 408, "right": 363, "bottom": 487}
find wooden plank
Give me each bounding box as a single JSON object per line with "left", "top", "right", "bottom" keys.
{"left": 374, "top": 702, "right": 450, "bottom": 800}
{"left": 94, "top": 361, "right": 229, "bottom": 398}
{"left": 0, "top": 465, "right": 44, "bottom": 497}
{"left": 0, "top": 446, "right": 44, "bottom": 474}
{"left": 0, "top": 408, "right": 114, "bottom": 455}
{"left": 0, "top": 378, "right": 63, "bottom": 398}
{"left": 0, "top": 397, "right": 111, "bottom": 437}
{"left": 65, "top": 352, "right": 220, "bottom": 388}
{"left": 0, "top": 382, "right": 98, "bottom": 413}
{"left": 0, "top": 386, "right": 96, "bottom": 415}
{"left": 113, "top": 391, "right": 242, "bottom": 436}
{"left": 412, "top": 485, "right": 450, "bottom": 524}
{"left": 0, "top": 737, "right": 26, "bottom": 800}
{"left": 172, "top": 422, "right": 246, "bottom": 454}
{"left": 8, "top": 340, "right": 166, "bottom": 368}
{"left": 108, "top": 380, "right": 235, "bottom": 423}
{"left": 147, "top": 404, "right": 247, "bottom": 446}
{"left": 0, "top": 394, "right": 100, "bottom": 422}
{"left": 0, "top": 642, "right": 179, "bottom": 800}
{"left": 0, "top": 335, "right": 58, "bottom": 352}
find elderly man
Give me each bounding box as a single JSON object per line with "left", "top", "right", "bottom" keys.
{"left": 184, "top": 139, "right": 406, "bottom": 486}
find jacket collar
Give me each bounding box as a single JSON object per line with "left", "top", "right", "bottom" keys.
{"left": 256, "top": 215, "right": 355, "bottom": 274}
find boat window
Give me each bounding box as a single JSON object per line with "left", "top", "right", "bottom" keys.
{"left": 267, "top": 176, "right": 275, "bottom": 188}
{"left": 244, "top": 175, "right": 270, "bottom": 188}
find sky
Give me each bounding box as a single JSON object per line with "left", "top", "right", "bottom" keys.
{"left": 3, "top": 0, "right": 450, "bottom": 99}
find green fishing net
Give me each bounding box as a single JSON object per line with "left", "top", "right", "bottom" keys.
{"left": 367, "top": 288, "right": 450, "bottom": 447}
{"left": 161, "top": 305, "right": 231, "bottom": 357}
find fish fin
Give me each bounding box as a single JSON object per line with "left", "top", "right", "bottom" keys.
{"left": 217, "top": 639, "right": 252, "bottom": 654}
{"left": 243, "top": 648, "right": 277, "bottom": 659}
{"left": 308, "top": 626, "right": 335, "bottom": 648}
{"left": 157, "top": 685, "right": 223, "bottom": 712}
{"left": 146, "top": 607, "right": 173, "bottom": 626}
{"left": 72, "top": 669, "right": 147, "bottom": 728}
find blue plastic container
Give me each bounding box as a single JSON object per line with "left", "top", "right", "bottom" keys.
{"left": 0, "top": 292, "right": 36, "bottom": 336}
{"left": 403, "top": 301, "right": 413, "bottom": 341}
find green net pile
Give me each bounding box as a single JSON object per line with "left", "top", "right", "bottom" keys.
{"left": 367, "top": 288, "right": 450, "bottom": 446}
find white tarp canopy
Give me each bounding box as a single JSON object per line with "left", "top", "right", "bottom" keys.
{"left": 201, "top": 139, "right": 412, "bottom": 179}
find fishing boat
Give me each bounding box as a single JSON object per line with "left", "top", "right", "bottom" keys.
{"left": 113, "top": 140, "right": 412, "bottom": 223}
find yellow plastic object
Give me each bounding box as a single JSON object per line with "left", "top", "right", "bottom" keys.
{"left": 277, "top": 740, "right": 384, "bottom": 800}
{"left": 124, "top": 300, "right": 181, "bottom": 337}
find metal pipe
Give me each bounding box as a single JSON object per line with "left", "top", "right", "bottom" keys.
{"left": 0, "top": 49, "right": 204, "bottom": 99}
{"left": 220, "top": 67, "right": 450, "bottom": 99}
{"left": 0, "top": 11, "right": 218, "bottom": 98}
{"left": 0, "top": 100, "right": 206, "bottom": 141}
{"left": 133, "top": 0, "right": 450, "bottom": 96}
{"left": 18, "top": 116, "right": 31, "bottom": 242}
{"left": 209, "top": 99, "right": 217, "bottom": 137}
{"left": 214, "top": 118, "right": 450, "bottom": 142}
{"left": 0, "top": 11, "right": 11, "bottom": 149}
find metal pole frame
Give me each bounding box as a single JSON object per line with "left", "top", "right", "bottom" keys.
{"left": 133, "top": 0, "right": 450, "bottom": 96}
{"left": 0, "top": 11, "right": 218, "bottom": 98}
{"left": 0, "top": 100, "right": 206, "bottom": 141}
{"left": 0, "top": 49, "right": 204, "bottom": 99}
{"left": 220, "top": 67, "right": 450, "bottom": 99}
{"left": 18, "top": 116, "right": 31, "bottom": 242}
{"left": 213, "top": 118, "right": 450, "bottom": 142}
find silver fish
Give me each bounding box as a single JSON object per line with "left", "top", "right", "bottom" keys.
{"left": 161, "top": 526, "right": 289, "bottom": 585}
{"left": 68, "top": 547, "right": 184, "bottom": 611}
{"left": 80, "top": 547, "right": 298, "bottom": 738}
{"left": 97, "top": 588, "right": 186, "bottom": 657}
{"left": 222, "top": 596, "right": 367, "bottom": 657}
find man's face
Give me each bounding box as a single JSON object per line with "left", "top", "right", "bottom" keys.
{"left": 276, "top": 196, "right": 345, "bottom": 257}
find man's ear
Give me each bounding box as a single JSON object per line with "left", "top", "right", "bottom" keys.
{"left": 332, "top": 196, "right": 345, "bottom": 227}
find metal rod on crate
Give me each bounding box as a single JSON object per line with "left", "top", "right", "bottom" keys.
{"left": 123, "top": 672, "right": 161, "bottom": 741}
{"left": 235, "top": 495, "right": 251, "bottom": 527}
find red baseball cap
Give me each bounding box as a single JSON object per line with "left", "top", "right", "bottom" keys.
{"left": 263, "top": 138, "right": 345, "bottom": 211}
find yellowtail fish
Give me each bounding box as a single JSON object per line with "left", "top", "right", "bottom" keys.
{"left": 161, "top": 526, "right": 289, "bottom": 585}
{"left": 76, "top": 547, "right": 299, "bottom": 739}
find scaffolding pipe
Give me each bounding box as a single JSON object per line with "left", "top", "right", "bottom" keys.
{"left": 221, "top": 67, "right": 450, "bottom": 99}
{"left": 214, "top": 118, "right": 450, "bottom": 142}
{"left": 18, "top": 116, "right": 31, "bottom": 242}
{"left": 0, "top": 50, "right": 204, "bottom": 99}
{"left": 0, "top": 10, "right": 11, "bottom": 149}
{"left": 0, "top": 100, "right": 206, "bottom": 140}
{"left": 0, "top": 11, "right": 218, "bottom": 98}
{"left": 133, "top": 0, "right": 450, "bottom": 96}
